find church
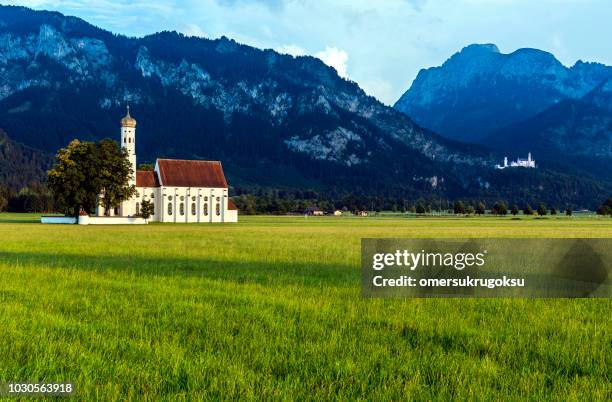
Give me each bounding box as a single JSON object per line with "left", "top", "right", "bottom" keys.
{"left": 96, "top": 107, "right": 238, "bottom": 223}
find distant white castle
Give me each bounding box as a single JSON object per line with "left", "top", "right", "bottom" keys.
{"left": 495, "top": 153, "right": 536, "bottom": 170}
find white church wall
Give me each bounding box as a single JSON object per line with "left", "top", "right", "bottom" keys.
{"left": 225, "top": 210, "right": 238, "bottom": 223}
{"left": 87, "top": 216, "right": 147, "bottom": 225}
{"left": 135, "top": 186, "right": 161, "bottom": 222}
{"left": 157, "top": 186, "right": 231, "bottom": 223}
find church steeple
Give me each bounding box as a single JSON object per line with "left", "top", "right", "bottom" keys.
{"left": 120, "top": 104, "right": 137, "bottom": 186}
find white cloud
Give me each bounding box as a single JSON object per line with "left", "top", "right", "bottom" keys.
{"left": 278, "top": 45, "right": 350, "bottom": 79}
{"left": 315, "top": 46, "right": 349, "bottom": 78}
{"left": 180, "top": 23, "right": 208, "bottom": 38}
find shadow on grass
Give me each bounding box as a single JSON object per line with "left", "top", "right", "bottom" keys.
{"left": 0, "top": 250, "right": 357, "bottom": 288}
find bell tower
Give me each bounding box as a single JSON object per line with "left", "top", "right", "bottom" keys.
{"left": 120, "top": 104, "right": 137, "bottom": 186}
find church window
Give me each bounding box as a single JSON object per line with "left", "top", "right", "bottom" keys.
{"left": 168, "top": 196, "right": 173, "bottom": 201}
{"left": 180, "top": 203, "right": 185, "bottom": 216}
{"left": 124, "top": 137, "right": 126, "bottom": 143}
{"left": 136, "top": 202, "right": 140, "bottom": 215}
{"left": 114, "top": 207, "right": 119, "bottom": 215}
{"left": 192, "top": 196, "right": 196, "bottom": 201}
{"left": 191, "top": 203, "right": 196, "bottom": 215}
{"left": 204, "top": 196, "right": 208, "bottom": 202}
{"left": 216, "top": 197, "right": 220, "bottom": 202}
{"left": 151, "top": 193, "right": 154, "bottom": 198}
{"left": 168, "top": 203, "right": 173, "bottom": 215}
{"left": 216, "top": 203, "right": 220, "bottom": 216}
{"left": 204, "top": 203, "right": 208, "bottom": 216}
{"left": 180, "top": 196, "right": 184, "bottom": 201}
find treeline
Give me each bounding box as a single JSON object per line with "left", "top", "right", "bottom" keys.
{"left": 230, "top": 189, "right": 612, "bottom": 216}
{"left": 451, "top": 200, "right": 567, "bottom": 216}
{"left": 2, "top": 183, "right": 612, "bottom": 217}
{"left": 232, "top": 188, "right": 445, "bottom": 215}
{"left": 0, "top": 182, "right": 55, "bottom": 213}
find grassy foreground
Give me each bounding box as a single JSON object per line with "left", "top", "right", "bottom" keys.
{"left": 0, "top": 214, "right": 610, "bottom": 400}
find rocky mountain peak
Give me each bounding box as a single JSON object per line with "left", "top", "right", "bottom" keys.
{"left": 394, "top": 43, "right": 612, "bottom": 142}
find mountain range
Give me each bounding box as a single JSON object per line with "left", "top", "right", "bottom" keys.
{"left": 395, "top": 44, "right": 612, "bottom": 182}
{"left": 0, "top": 6, "right": 609, "bottom": 207}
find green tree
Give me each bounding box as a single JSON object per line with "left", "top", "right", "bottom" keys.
{"left": 492, "top": 201, "right": 508, "bottom": 215}
{"left": 596, "top": 198, "right": 612, "bottom": 216}
{"left": 537, "top": 203, "right": 547, "bottom": 216}
{"left": 511, "top": 204, "right": 519, "bottom": 216}
{"left": 453, "top": 200, "right": 466, "bottom": 215}
{"left": 140, "top": 199, "right": 154, "bottom": 220}
{"left": 48, "top": 139, "right": 136, "bottom": 217}
{"left": 96, "top": 139, "right": 137, "bottom": 216}
{"left": 415, "top": 202, "right": 426, "bottom": 214}
{"left": 0, "top": 192, "right": 7, "bottom": 212}
{"left": 550, "top": 207, "right": 557, "bottom": 215}
{"left": 47, "top": 140, "right": 100, "bottom": 217}
{"left": 137, "top": 163, "right": 154, "bottom": 171}
{"left": 565, "top": 208, "right": 572, "bottom": 216}
{"left": 475, "top": 202, "right": 486, "bottom": 215}
{"left": 466, "top": 204, "right": 475, "bottom": 215}
{"left": 523, "top": 204, "right": 534, "bottom": 215}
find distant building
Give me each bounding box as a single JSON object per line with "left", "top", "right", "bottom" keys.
{"left": 495, "top": 153, "right": 536, "bottom": 169}
{"left": 356, "top": 210, "right": 369, "bottom": 217}
{"left": 304, "top": 207, "right": 324, "bottom": 216}
{"left": 333, "top": 210, "right": 343, "bottom": 216}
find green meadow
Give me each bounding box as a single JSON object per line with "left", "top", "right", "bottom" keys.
{"left": 0, "top": 214, "right": 610, "bottom": 400}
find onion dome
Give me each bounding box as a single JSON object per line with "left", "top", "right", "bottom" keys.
{"left": 120, "top": 105, "right": 137, "bottom": 128}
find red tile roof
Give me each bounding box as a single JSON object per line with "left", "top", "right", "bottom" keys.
{"left": 228, "top": 199, "right": 238, "bottom": 210}
{"left": 157, "top": 159, "right": 228, "bottom": 188}
{"left": 136, "top": 170, "right": 160, "bottom": 187}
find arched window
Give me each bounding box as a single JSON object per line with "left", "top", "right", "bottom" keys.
{"left": 180, "top": 203, "right": 185, "bottom": 216}
{"left": 204, "top": 203, "right": 208, "bottom": 216}
{"left": 168, "top": 202, "right": 173, "bottom": 215}
{"left": 124, "top": 137, "right": 126, "bottom": 143}
{"left": 151, "top": 204, "right": 155, "bottom": 215}
{"left": 192, "top": 196, "right": 196, "bottom": 201}
{"left": 191, "top": 203, "right": 196, "bottom": 215}
{"left": 216, "top": 202, "right": 220, "bottom": 216}
{"left": 136, "top": 202, "right": 140, "bottom": 215}
{"left": 180, "top": 196, "right": 184, "bottom": 201}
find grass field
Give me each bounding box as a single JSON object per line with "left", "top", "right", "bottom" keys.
{"left": 0, "top": 213, "right": 611, "bottom": 400}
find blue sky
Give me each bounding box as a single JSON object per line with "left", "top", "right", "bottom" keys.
{"left": 8, "top": 0, "right": 612, "bottom": 104}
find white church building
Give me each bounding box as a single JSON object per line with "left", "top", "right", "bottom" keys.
{"left": 95, "top": 107, "right": 238, "bottom": 223}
